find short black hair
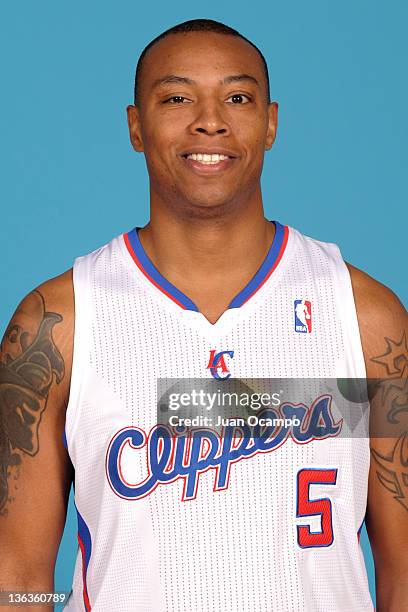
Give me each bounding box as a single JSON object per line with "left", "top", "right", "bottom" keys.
{"left": 133, "top": 19, "right": 271, "bottom": 105}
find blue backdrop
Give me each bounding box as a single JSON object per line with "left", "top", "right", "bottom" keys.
{"left": 1, "top": 1, "right": 407, "bottom": 606}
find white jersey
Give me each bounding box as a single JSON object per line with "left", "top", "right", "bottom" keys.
{"left": 63, "top": 221, "right": 373, "bottom": 612}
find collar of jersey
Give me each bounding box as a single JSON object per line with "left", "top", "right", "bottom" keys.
{"left": 123, "top": 220, "right": 289, "bottom": 312}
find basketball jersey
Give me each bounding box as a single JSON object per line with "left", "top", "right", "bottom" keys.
{"left": 63, "top": 221, "right": 374, "bottom": 611}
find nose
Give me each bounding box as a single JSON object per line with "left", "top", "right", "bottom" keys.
{"left": 189, "top": 100, "right": 230, "bottom": 136}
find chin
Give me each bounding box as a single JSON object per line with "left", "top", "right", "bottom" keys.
{"left": 183, "top": 198, "right": 236, "bottom": 219}
{"left": 183, "top": 188, "right": 238, "bottom": 213}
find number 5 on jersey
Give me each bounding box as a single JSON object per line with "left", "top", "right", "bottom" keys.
{"left": 296, "top": 468, "right": 338, "bottom": 548}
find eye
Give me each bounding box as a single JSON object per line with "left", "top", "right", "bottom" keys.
{"left": 163, "top": 96, "right": 191, "bottom": 104}
{"left": 226, "top": 93, "right": 251, "bottom": 104}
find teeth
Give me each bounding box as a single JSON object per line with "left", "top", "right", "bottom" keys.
{"left": 186, "top": 153, "right": 230, "bottom": 164}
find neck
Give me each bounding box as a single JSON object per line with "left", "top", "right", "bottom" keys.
{"left": 137, "top": 189, "right": 275, "bottom": 323}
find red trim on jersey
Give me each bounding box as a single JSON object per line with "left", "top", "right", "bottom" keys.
{"left": 240, "top": 224, "right": 289, "bottom": 306}
{"left": 123, "top": 232, "right": 188, "bottom": 310}
{"left": 78, "top": 533, "right": 92, "bottom": 611}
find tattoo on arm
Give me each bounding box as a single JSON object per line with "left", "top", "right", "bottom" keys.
{"left": 0, "top": 290, "right": 65, "bottom": 515}
{"left": 371, "top": 433, "right": 408, "bottom": 512}
{"left": 370, "top": 331, "right": 408, "bottom": 511}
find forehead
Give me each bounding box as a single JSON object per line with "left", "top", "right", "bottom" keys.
{"left": 141, "top": 32, "right": 266, "bottom": 88}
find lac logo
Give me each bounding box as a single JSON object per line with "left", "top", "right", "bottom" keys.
{"left": 294, "top": 299, "right": 312, "bottom": 333}
{"left": 207, "top": 350, "right": 234, "bottom": 379}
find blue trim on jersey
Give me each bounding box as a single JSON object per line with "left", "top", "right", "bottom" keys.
{"left": 228, "top": 220, "right": 285, "bottom": 308}
{"left": 62, "top": 428, "right": 68, "bottom": 450}
{"left": 127, "top": 228, "right": 199, "bottom": 311}
{"left": 76, "top": 507, "right": 92, "bottom": 570}
{"left": 126, "top": 220, "right": 285, "bottom": 311}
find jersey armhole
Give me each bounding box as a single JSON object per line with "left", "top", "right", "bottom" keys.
{"left": 64, "top": 255, "right": 92, "bottom": 457}
{"left": 329, "top": 244, "right": 367, "bottom": 379}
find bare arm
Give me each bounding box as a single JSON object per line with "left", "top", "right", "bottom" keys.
{"left": 0, "top": 270, "right": 74, "bottom": 610}
{"left": 348, "top": 263, "right": 408, "bottom": 612}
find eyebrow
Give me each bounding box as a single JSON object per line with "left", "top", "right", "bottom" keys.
{"left": 152, "top": 74, "right": 260, "bottom": 89}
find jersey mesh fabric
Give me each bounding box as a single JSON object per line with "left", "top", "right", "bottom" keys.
{"left": 63, "top": 224, "right": 373, "bottom": 612}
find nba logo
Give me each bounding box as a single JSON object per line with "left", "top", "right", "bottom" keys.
{"left": 294, "top": 300, "right": 312, "bottom": 333}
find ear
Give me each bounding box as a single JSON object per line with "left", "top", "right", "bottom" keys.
{"left": 265, "top": 101, "right": 278, "bottom": 150}
{"left": 126, "top": 105, "right": 144, "bottom": 152}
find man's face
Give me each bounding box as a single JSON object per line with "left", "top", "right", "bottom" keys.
{"left": 127, "top": 32, "right": 278, "bottom": 214}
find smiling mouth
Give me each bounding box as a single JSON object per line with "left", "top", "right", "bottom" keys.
{"left": 183, "top": 152, "right": 232, "bottom": 164}
{"left": 180, "top": 152, "right": 237, "bottom": 173}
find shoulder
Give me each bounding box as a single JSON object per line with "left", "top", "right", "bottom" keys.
{"left": 36, "top": 268, "right": 74, "bottom": 315}
{"left": 346, "top": 262, "right": 407, "bottom": 377}
{"left": 6, "top": 269, "right": 74, "bottom": 339}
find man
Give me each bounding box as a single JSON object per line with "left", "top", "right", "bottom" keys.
{"left": 0, "top": 18, "right": 407, "bottom": 612}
